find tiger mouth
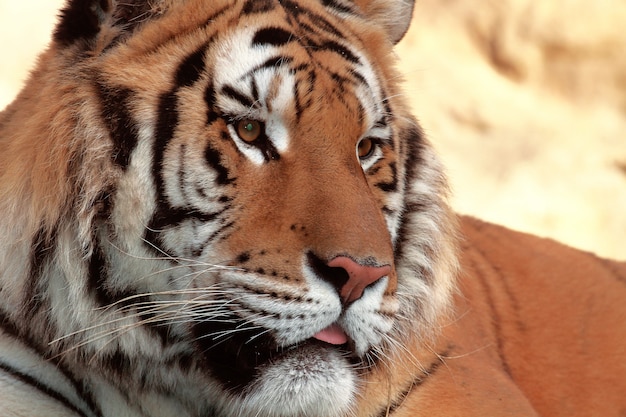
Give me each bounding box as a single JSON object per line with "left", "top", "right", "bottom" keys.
{"left": 192, "top": 318, "right": 355, "bottom": 391}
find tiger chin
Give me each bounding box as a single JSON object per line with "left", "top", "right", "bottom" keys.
{"left": 2, "top": 0, "right": 626, "bottom": 417}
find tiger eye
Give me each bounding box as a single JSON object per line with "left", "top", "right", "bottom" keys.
{"left": 236, "top": 119, "right": 262, "bottom": 143}
{"left": 357, "top": 138, "right": 374, "bottom": 159}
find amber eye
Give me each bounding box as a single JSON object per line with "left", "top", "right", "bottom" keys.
{"left": 357, "top": 138, "right": 375, "bottom": 159}
{"left": 236, "top": 119, "right": 262, "bottom": 143}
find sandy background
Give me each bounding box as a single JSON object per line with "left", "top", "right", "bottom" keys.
{"left": 1, "top": 0, "right": 624, "bottom": 260}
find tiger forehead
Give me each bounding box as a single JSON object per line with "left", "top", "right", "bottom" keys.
{"left": 212, "top": 25, "right": 372, "bottom": 103}
{"left": 222, "top": 1, "right": 368, "bottom": 66}
{"left": 104, "top": 0, "right": 381, "bottom": 103}
{"left": 206, "top": 1, "right": 383, "bottom": 126}
{"left": 237, "top": 0, "right": 368, "bottom": 73}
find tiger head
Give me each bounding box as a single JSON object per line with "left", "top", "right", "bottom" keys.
{"left": 0, "top": 0, "right": 457, "bottom": 416}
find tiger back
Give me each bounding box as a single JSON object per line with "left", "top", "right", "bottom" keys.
{"left": 1, "top": 0, "right": 625, "bottom": 416}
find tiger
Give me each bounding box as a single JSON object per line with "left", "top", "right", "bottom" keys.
{"left": 1, "top": 0, "right": 625, "bottom": 416}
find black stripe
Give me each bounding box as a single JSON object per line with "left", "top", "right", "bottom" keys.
{"left": 242, "top": 0, "right": 276, "bottom": 14}
{"left": 85, "top": 240, "right": 174, "bottom": 344}
{"left": 4, "top": 285, "right": 102, "bottom": 415}
{"left": 25, "top": 227, "right": 56, "bottom": 317}
{"left": 177, "top": 144, "right": 189, "bottom": 202}
{"left": 320, "top": 40, "right": 360, "bottom": 64}
{"left": 281, "top": 0, "right": 344, "bottom": 38}
{"left": 245, "top": 129, "right": 281, "bottom": 162}
{"left": 392, "top": 124, "right": 426, "bottom": 258}
{"left": 148, "top": 87, "right": 236, "bottom": 252}
{"left": 375, "top": 162, "right": 398, "bottom": 192}
{"left": 88, "top": 254, "right": 174, "bottom": 346}
{"left": 307, "top": 12, "right": 344, "bottom": 38}
{"left": 145, "top": 204, "right": 230, "bottom": 256}
{"left": 198, "top": 220, "right": 237, "bottom": 253}
{"left": 383, "top": 100, "right": 394, "bottom": 122}
{"left": 373, "top": 117, "right": 388, "bottom": 130}
{"left": 87, "top": 236, "right": 113, "bottom": 307}
{"left": 54, "top": 0, "right": 109, "bottom": 47}
{"left": 292, "top": 66, "right": 316, "bottom": 121}
{"left": 97, "top": 84, "right": 139, "bottom": 169}
{"left": 150, "top": 207, "right": 229, "bottom": 230}
{"left": 100, "top": 351, "right": 133, "bottom": 380}
{"left": 153, "top": 91, "right": 179, "bottom": 202}
{"left": 0, "top": 361, "right": 92, "bottom": 417}
{"left": 112, "top": 1, "right": 165, "bottom": 28}
{"left": 218, "top": 221, "right": 236, "bottom": 241}
{"left": 86, "top": 236, "right": 146, "bottom": 310}
{"left": 252, "top": 27, "right": 295, "bottom": 47}
{"left": 204, "top": 83, "right": 220, "bottom": 125}
{"left": 349, "top": 69, "right": 367, "bottom": 86}
{"left": 175, "top": 44, "right": 208, "bottom": 87}
{"left": 55, "top": 0, "right": 159, "bottom": 49}
{"left": 205, "top": 144, "right": 235, "bottom": 185}
{"left": 29, "top": 227, "right": 54, "bottom": 283}
{"left": 254, "top": 55, "right": 295, "bottom": 72}
{"left": 320, "top": 0, "right": 356, "bottom": 14}
{"left": 298, "top": 22, "right": 322, "bottom": 40}
{"left": 0, "top": 311, "right": 47, "bottom": 368}
{"left": 221, "top": 85, "right": 254, "bottom": 109}
{"left": 398, "top": 125, "right": 426, "bottom": 195}
{"left": 375, "top": 347, "right": 451, "bottom": 417}
{"left": 329, "top": 70, "right": 352, "bottom": 90}
{"left": 251, "top": 78, "right": 260, "bottom": 104}
{"left": 356, "top": 103, "right": 366, "bottom": 128}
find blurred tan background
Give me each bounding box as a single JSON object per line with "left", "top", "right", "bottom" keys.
{"left": 1, "top": 0, "right": 625, "bottom": 260}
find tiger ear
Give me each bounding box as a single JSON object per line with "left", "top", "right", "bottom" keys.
{"left": 53, "top": 0, "right": 163, "bottom": 49}
{"left": 352, "top": 0, "right": 415, "bottom": 44}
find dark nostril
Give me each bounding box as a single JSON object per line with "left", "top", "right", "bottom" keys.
{"left": 307, "top": 252, "right": 350, "bottom": 295}
{"left": 327, "top": 256, "right": 391, "bottom": 303}
{"left": 307, "top": 252, "right": 391, "bottom": 304}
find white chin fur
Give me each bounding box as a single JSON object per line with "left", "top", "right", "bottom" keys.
{"left": 222, "top": 345, "right": 356, "bottom": 417}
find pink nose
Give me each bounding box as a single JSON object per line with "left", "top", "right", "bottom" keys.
{"left": 327, "top": 256, "right": 391, "bottom": 303}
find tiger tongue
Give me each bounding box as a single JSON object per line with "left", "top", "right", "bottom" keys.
{"left": 312, "top": 323, "right": 348, "bottom": 345}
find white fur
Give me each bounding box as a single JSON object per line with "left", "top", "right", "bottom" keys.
{"left": 0, "top": 329, "right": 98, "bottom": 417}
{"left": 219, "top": 346, "right": 356, "bottom": 417}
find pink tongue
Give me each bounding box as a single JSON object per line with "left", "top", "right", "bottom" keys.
{"left": 313, "top": 323, "right": 348, "bottom": 345}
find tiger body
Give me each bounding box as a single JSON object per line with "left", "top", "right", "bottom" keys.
{"left": 0, "top": 0, "right": 624, "bottom": 416}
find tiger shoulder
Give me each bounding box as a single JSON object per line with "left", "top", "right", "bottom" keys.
{"left": 0, "top": 0, "right": 624, "bottom": 416}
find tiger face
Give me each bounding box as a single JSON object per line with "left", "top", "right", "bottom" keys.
{"left": 0, "top": 0, "right": 457, "bottom": 416}
{"left": 104, "top": 0, "right": 405, "bottom": 408}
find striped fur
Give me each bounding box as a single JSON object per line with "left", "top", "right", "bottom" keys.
{"left": 2, "top": 0, "right": 625, "bottom": 416}
{"left": 0, "top": 0, "right": 456, "bottom": 415}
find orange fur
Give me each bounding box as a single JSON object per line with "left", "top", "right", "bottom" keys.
{"left": 1, "top": 0, "right": 624, "bottom": 415}
{"left": 356, "top": 216, "right": 626, "bottom": 416}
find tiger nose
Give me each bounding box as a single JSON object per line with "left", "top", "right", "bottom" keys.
{"left": 327, "top": 256, "right": 391, "bottom": 304}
